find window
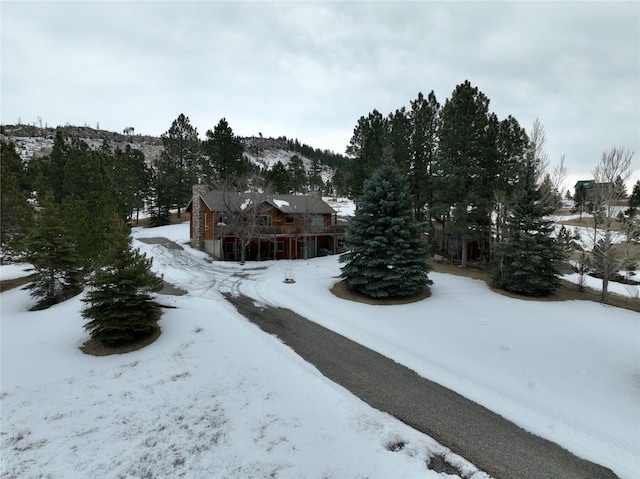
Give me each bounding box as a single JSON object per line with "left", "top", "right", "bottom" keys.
{"left": 285, "top": 215, "right": 295, "bottom": 224}
{"left": 270, "top": 241, "right": 284, "bottom": 252}
{"left": 311, "top": 216, "right": 325, "bottom": 227}
{"left": 220, "top": 214, "right": 240, "bottom": 226}
{"left": 257, "top": 215, "right": 272, "bottom": 226}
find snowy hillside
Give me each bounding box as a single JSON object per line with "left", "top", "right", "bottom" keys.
{"left": 2, "top": 221, "right": 638, "bottom": 479}
{"left": 0, "top": 125, "right": 341, "bottom": 182}
{"left": 0, "top": 124, "right": 164, "bottom": 162}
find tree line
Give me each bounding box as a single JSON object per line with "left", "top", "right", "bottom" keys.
{"left": 1, "top": 80, "right": 637, "bottom": 331}
{"left": 0, "top": 112, "right": 348, "bottom": 347}
{"left": 336, "top": 80, "right": 638, "bottom": 300}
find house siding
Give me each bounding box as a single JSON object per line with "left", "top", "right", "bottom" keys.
{"left": 189, "top": 189, "right": 342, "bottom": 261}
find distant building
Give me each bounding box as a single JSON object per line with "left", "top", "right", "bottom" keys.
{"left": 187, "top": 186, "right": 345, "bottom": 261}
{"left": 573, "top": 180, "right": 614, "bottom": 199}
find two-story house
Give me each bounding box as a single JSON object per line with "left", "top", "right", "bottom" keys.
{"left": 188, "top": 185, "right": 343, "bottom": 261}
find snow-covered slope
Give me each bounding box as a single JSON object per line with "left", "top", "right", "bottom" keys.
{"left": 0, "top": 125, "right": 339, "bottom": 182}
{"left": 2, "top": 222, "right": 638, "bottom": 479}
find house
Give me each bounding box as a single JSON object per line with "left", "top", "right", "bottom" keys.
{"left": 574, "top": 180, "right": 614, "bottom": 199}
{"left": 188, "top": 185, "right": 345, "bottom": 261}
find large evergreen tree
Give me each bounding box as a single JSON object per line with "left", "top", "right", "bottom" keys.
{"left": 83, "top": 215, "right": 163, "bottom": 346}
{"left": 436, "top": 80, "right": 497, "bottom": 268}
{"left": 345, "top": 109, "right": 388, "bottom": 196}
{"left": 492, "top": 160, "right": 563, "bottom": 296}
{"left": 156, "top": 114, "right": 200, "bottom": 217}
{"left": 202, "top": 118, "right": 249, "bottom": 183}
{"left": 24, "top": 193, "right": 84, "bottom": 309}
{"left": 409, "top": 91, "right": 440, "bottom": 222}
{"left": 340, "top": 164, "right": 432, "bottom": 298}
{"left": 113, "top": 144, "right": 152, "bottom": 223}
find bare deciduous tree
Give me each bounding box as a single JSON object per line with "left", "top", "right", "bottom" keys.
{"left": 215, "top": 175, "right": 272, "bottom": 264}
{"left": 529, "top": 118, "right": 549, "bottom": 183}
{"left": 591, "top": 147, "right": 635, "bottom": 301}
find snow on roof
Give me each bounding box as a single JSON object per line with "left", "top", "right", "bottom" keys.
{"left": 198, "top": 190, "right": 336, "bottom": 215}
{"left": 273, "top": 199, "right": 290, "bottom": 209}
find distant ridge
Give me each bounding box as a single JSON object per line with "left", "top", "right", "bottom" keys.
{"left": 0, "top": 124, "right": 346, "bottom": 177}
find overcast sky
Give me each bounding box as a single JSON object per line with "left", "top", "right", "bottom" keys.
{"left": 2, "top": 1, "right": 639, "bottom": 191}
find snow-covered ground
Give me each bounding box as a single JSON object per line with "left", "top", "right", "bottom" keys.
{"left": 2, "top": 222, "right": 638, "bottom": 479}
{"left": 1, "top": 225, "right": 488, "bottom": 479}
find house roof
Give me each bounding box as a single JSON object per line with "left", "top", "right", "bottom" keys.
{"left": 574, "top": 180, "right": 594, "bottom": 189}
{"left": 196, "top": 190, "right": 336, "bottom": 215}
{"left": 573, "top": 180, "right": 614, "bottom": 191}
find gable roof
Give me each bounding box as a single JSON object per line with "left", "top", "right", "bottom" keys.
{"left": 197, "top": 190, "right": 335, "bottom": 215}
{"left": 574, "top": 180, "right": 594, "bottom": 189}
{"left": 573, "top": 180, "right": 615, "bottom": 191}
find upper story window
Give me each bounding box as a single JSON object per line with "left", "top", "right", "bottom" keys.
{"left": 285, "top": 215, "right": 295, "bottom": 224}
{"left": 257, "top": 215, "right": 272, "bottom": 226}
{"left": 311, "top": 216, "right": 325, "bottom": 227}
{"left": 221, "top": 214, "right": 241, "bottom": 226}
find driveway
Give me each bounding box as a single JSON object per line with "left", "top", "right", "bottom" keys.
{"left": 224, "top": 293, "right": 619, "bottom": 479}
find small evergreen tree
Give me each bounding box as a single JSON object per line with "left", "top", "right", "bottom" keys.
{"left": 24, "top": 193, "right": 84, "bottom": 309}
{"left": 572, "top": 184, "right": 588, "bottom": 221}
{"left": 340, "top": 164, "right": 432, "bottom": 298}
{"left": 493, "top": 161, "right": 564, "bottom": 296}
{"left": 83, "top": 215, "right": 163, "bottom": 346}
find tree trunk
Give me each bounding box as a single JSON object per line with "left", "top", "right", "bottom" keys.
{"left": 601, "top": 277, "right": 608, "bottom": 302}
{"left": 240, "top": 240, "right": 247, "bottom": 264}
{"left": 461, "top": 236, "right": 468, "bottom": 269}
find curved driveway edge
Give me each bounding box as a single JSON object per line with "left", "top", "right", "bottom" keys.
{"left": 224, "top": 293, "right": 619, "bottom": 479}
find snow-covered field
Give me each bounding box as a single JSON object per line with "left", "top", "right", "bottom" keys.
{"left": 2, "top": 222, "right": 638, "bottom": 479}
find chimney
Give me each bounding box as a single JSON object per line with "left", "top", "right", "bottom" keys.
{"left": 191, "top": 184, "right": 208, "bottom": 250}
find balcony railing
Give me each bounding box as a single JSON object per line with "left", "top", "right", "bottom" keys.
{"left": 215, "top": 224, "right": 346, "bottom": 236}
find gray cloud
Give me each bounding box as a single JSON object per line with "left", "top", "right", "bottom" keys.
{"left": 2, "top": 1, "right": 638, "bottom": 190}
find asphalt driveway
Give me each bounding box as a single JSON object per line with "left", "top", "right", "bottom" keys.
{"left": 224, "top": 293, "right": 619, "bottom": 479}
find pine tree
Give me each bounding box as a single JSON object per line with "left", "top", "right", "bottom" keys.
{"left": 265, "top": 161, "right": 291, "bottom": 194}
{"left": 1, "top": 140, "right": 33, "bottom": 258}
{"left": 287, "top": 155, "right": 307, "bottom": 193}
{"left": 202, "top": 118, "right": 249, "bottom": 183}
{"left": 345, "top": 110, "right": 388, "bottom": 196}
{"left": 83, "top": 215, "right": 163, "bottom": 346}
{"left": 572, "top": 184, "right": 588, "bottom": 220}
{"left": 113, "top": 144, "right": 152, "bottom": 222}
{"left": 340, "top": 164, "right": 432, "bottom": 298}
{"left": 628, "top": 180, "right": 640, "bottom": 208}
{"left": 409, "top": 91, "right": 440, "bottom": 222}
{"left": 24, "top": 193, "right": 84, "bottom": 309}
{"left": 436, "top": 80, "right": 498, "bottom": 268}
{"left": 309, "top": 156, "right": 323, "bottom": 191}
{"left": 493, "top": 160, "right": 563, "bottom": 296}
{"left": 30, "top": 133, "right": 124, "bottom": 268}
{"left": 158, "top": 113, "right": 200, "bottom": 217}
